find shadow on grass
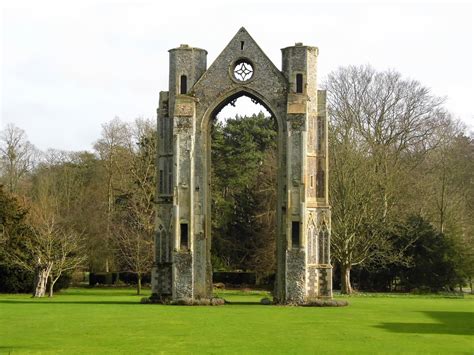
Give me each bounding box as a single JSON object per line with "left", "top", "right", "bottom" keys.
{"left": 376, "top": 311, "right": 474, "bottom": 336}
{"left": 59, "top": 290, "right": 146, "bottom": 297}
{"left": 223, "top": 301, "right": 263, "bottom": 306}
{"left": 0, "top": 299, "right": 140, "bottom": 305}
{"left": 0, "top": 346, "right": 26, "bottom": 352}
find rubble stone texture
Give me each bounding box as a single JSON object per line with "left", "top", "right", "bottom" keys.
{"left": 152, "top": 28, "right": 332, "bottom": 304}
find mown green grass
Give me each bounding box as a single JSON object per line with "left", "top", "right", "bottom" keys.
{"left": 0, "top": 288, "right": 472, "bottom": 354}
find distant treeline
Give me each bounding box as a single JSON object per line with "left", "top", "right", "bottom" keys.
{"left": 0, "top": 65, "right": 473, "bottom": 296}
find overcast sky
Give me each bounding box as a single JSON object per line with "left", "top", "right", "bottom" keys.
{"left": 1, "top": 0, "right": 473, "bottom": 151}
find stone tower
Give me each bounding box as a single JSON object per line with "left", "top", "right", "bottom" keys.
{"left": 152, "top": 28, "right": 331, "bottom": 304}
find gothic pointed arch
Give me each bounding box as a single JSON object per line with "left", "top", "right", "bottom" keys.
{"left": 152, "top": 27, "right": 332, "bottom": 304}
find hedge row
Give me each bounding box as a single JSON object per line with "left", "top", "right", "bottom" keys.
{"left": 89, "top": 271, "right": 258, "bottom": 286}
{"left": 213, "top": 272, "right": 256, "bottom": 285}
{"left": 89, "top": 272, "right": 151, "bottom": 286}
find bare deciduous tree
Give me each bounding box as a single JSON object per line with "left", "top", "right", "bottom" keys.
{"left": 326, "top": 65, "right": 448, "bottom": 220}
{"left": 326, "top": 65, "right": 448, "bottom": 293}
{"left": 113, "top": 118, "right": 156, "bottom": 294}
{"left": 9, "top": 208, "right": 86, "bottom": 297}
{"left": 115, "top": 225, "right": 153, "bottom": 295}
{"left": 0, "top": 124, "right": 38, "bottom": 194}
{"left": 47, "top": 228, "right": 86, "bottom": 297}
{"left": 94, "top": 118, "right": 131, "bottom": 272}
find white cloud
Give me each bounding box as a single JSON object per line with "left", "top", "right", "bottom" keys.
{"left": 1, "top": 0, "right": 473, "bottom": 150}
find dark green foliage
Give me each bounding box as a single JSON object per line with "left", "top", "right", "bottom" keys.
{"left": 53, "top": 274, "right": 72, "bottom": 292}
{"left": 397, "top": 216, "right": 459, "bottom": 292}
{"left": 0, "top": 184, "right": 29, "bottom": 242}
{"left": 88, "top": 272, "right": 151, "bottom": 285}
{"left": 351, "top": 216, "right": 462, "bottom": 292}
{"left": 211, "top": 112, "right": 277, "bottom": 276}
{"left": 0, "top": 265, "right": 33, "bottom": 293}
{"left": 0, "top": 185, "right": 34, "bottom": 292}
{"left": 213, "top": 271, "right": 257, "bottom": 286}
{"left": 89, "top": 272, "right": 118, "bottom": 285}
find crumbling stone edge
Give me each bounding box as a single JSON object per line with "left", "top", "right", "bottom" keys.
{"left": 267, "top": 297, "right": 349, "bottom": 307}
{"left": 141, "top": 295, "right": 348, "bottom": 307}
{"left": 142, "top": 295, "right": 225, "bottom": 306}
{"left": 301, "top": 299, "right": 349, "bottom": 307}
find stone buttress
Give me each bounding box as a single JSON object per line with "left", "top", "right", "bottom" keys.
{"left": 152, "top": 28, "right": 332, "bottom": 304}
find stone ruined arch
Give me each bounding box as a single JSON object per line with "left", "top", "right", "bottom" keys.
{"left": 202, "top": 88, "right": 283, "bottom": 131}
{"left": 152, "top": 27, "right": 332, "bottom": 305}
{"left": 201, "top": 87, "right": 286, "bottom": 203}
{"left": 200, "top": 88, "right": 285, "bottom": 299}
{"left": 201, "top": 87, "right": 284, "bottom": 192}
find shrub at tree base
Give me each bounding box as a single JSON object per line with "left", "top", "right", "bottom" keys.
{"left": 0, "top": 265, "right": 34, "bottom": 293}
{"left": 53, "top": 274, "right": 72, "bottom": 292}
{"left": 0, "top": 265, "right": 72, "bottom": 294}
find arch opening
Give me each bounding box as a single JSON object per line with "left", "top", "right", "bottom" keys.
{"left": 211, "top": 91, "right": 276, "bottom": 125}
{"left": 208, "top": 92, "right": 279, "bottom": 289}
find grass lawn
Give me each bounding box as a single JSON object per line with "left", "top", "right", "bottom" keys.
{"left": 0, "top": 288, "right": 473, "bottom": 354}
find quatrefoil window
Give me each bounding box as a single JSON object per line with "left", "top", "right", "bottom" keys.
{"left": 233, "top": 60, "right": 254, "bottom": 81}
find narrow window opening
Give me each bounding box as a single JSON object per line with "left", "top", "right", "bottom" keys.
{"left": 156, "top": 230, "right": 161, "bottom": 263}
{"left": 317, "top": 159, "right": 325, "bottom": 198}
{"left": 180, "top": 223, "right": 189, "bottom": 250}
{"left": 163, "top": 159, "right": 168, "bottom": 192}
{"left": 168, "top": 173, "right": 172, "bottom": 194}
{"left": 180, "top": 75, "right": 187, "bottom": 94}
{"left": 317, "top": 116, "right": 325, "bottom": 151}
{"left": 168, "top": 118, "right": 173, "bottom": 153}
{"left": 164, "top": 230, "right": 169, "bottom": 261}
{"left": 159, "top": 170, "right": 164, "bottom": 194}
{"left": 318, "top": 224, "right": 328, "bottom": 264}
{"left": 308, "top": 226, "right": 317, "bottom": 264}
{"left": 292, "top": 221, "right": 300, "bottom": 248}
{"left": 162, "top": 118, "right": 167, "bottom": 150}
{"left": 240, "top": 41, "right": 244, "bottom": 50}
{"left": 310, "top": 175, "right": 314, "bottom": 188}
{"left": 296, "top": 73, "right": 303, "bottom": 93}
{"left": 167, "top": 158, "right": 173, "bottom": 195}
{"left": 163, "top": 118, "right": 170, "bottom": 152}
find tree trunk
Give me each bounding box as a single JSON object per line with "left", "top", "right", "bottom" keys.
{"left": 33, "top": 263, "right": 53, "bottom": 298}
{"left": 439, "top": 168, "right": 446, "bottom": 233}
{"left": 49, "top": 275, "right": 59, "bottom": 297}
{"left": 137, "top": 274, "right": 142, "bottom": 295}
{"left": 341, "top": 264, "right": 353, "bottom": 294}
{"left": 49, "top": 275, "right": 54, "bottom": 297}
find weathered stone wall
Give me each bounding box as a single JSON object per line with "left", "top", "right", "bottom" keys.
{"left": 168, "top": 46, "right": 207, "bottom": 119}
{"left": 173, "top": 251, "right": 193, "bottom": 299}
{"left": 192, "top": 29, "right": 288, "bottom": 122}
{"left": 153, "top": 27, "right": 332, "bottom": 304}
{"left": 153, "top": 263, "right": 172, "bottom": 296}
{"left": 318, "top": 266, "right": 333, "bottom": 298}
{"left": 306, "top": 265, "right": 319, "bottom": 299}
{"left": 286, "top": 248, "right": 306, "bottom": 304}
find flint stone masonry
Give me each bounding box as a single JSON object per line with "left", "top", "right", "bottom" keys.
{"left": 286, "top": 248, "right": 306, "bottom": 304}
{"left": 173, "top": 252, "right": 193, "bottom": 299}
{"left": 152, "top": 27, "right": 332, "bottom": 305}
